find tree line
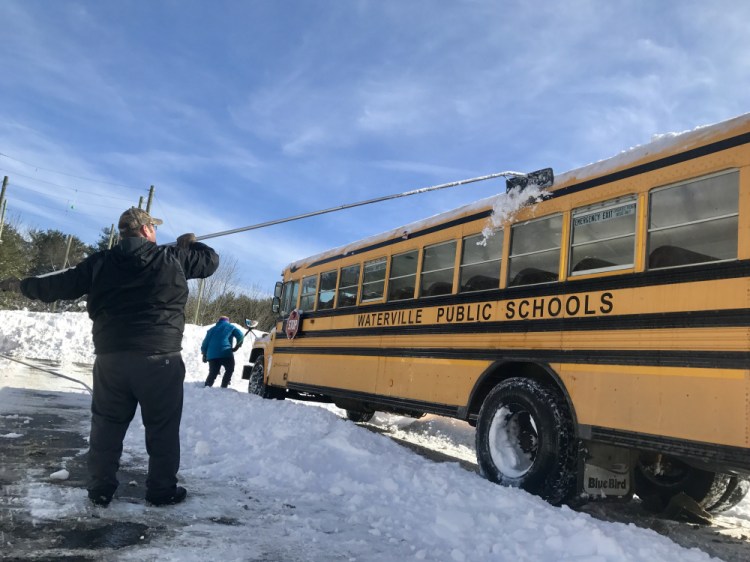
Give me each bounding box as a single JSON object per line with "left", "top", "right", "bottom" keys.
{"left": 0, "top": 219, "right": 276, "bottom": 331}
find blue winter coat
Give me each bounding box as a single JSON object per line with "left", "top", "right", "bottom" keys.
{"left": 201, "top": 319, "right": 244, "bottom": 360}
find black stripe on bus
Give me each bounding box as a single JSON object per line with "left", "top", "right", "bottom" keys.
{"left": 300, "top": 131, "right": 750, "bottom": 271}
{"left": 295, "top": 259, "right": 750, "bottom": 321}
{"left": 587, "top": 427, "right": 750, "bottom": 471}
{"left": 287, "top": 382, "right": 460, "bottom": 418}
{"left": 293, "top": 308, "right": 750, "bottom": 339}
{"left": 270, "top": 346, "right": 750, "bottom": 370}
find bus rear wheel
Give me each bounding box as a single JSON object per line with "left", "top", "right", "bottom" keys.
{"left": 708, "top": 476, "right": 749, "bottom": 513}
{"left": 634, "top": 454, "right": 734, "bottom": 513}
{"left": 346, "top": 410, "right": 374, "bottom": 423}
{"left": 475, "top": 377, "right": 578, "bottom": 505}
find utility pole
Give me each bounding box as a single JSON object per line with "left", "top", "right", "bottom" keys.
{"left": 146, "top": 185, "right": 155, "bottom": 213}
{"left": 52, "top": 234, "right": 74, "bottom": 313}
{"left": 0, "top": 198, "right": 6, "bottom": 243}
{"left": 0, "top": 176, "right": 7, "bottom": 206}
{"left": 138, "top": 196, "right": 144, "bottom": 209}
{"left": 107, "top": 223, "right": 116, "bottom": 249}
{"left": 62, "top": 234, "right": 74, "bottom": 269}
{"left": 0, "top": 176, "right": 7, "bottom": 243}
{"left": 193, "top": 278, "right": 205, "bottom": 324}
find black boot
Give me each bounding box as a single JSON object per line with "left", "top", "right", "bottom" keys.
{"left": 146, "top": 486, "right": 187, "bottom": 506}
{"left": 88, "top": 488, "right": 114, "bottom": 507}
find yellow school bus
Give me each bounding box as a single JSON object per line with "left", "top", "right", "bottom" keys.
{"left": 245, "top": 113, "right": 750, "bottom": 509}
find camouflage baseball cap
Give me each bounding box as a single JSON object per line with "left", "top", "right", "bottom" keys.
{"left": 118, "top": 207, "right": 163, "bottom": 232}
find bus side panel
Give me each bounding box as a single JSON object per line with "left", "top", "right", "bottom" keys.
{"left": 558, "top": 363, "right": 750, "bottom": 449}
{"left": 375, "top": 357, "right": 486, "bottom": 406}
{"left": 287, "top": 353, "right": 380, "bottom": 394}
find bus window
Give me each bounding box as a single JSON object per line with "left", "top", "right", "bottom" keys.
{"left": 337, "top": 264, "right": 361, "bottom": 307}
{"left": 648, "top": 171, "right": 739, "bottom": 269}
{"left": 508, "top": 214, "right": 562, "bottom": 287}
{"left": 299, "top": 275, "right": 318, "bottom": 312}
{"left": 361, "top": 257, "right": 386, "bottom": 301}
{"left": 570, "top": 198, "right": 636, "bottom": 275}
{"left": 460, "top": 231, "right": 503, "bottom": 292}
{"left": 279, "top": 280, "right": 299, "bottom": 317}
{"left": 317, "top": 270, "right": 338, "bottom": 310}
{"left": 420, "top": 241, "right": 456, "bottom": 297}
{"left": 387, "top": 250, "right": 418, "bottom": 301}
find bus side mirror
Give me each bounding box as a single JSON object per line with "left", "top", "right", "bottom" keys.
{"left": 272, "top": 297, "right": 280, "bottom": 314}
{"left": 245, "top": 319, "right": 259, "bottom": 329}
{"left": 506, "top": 167, "right": 554, "bottom": 193}
{"left": 273, "top": 281, "right": 283, "bottom": 298}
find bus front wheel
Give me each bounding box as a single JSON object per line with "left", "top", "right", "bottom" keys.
{"left": 475, "top": 377, "right": 578, "bottom": 505}
{"left": 248, "top": 358, "right": 274, "bottom": 399}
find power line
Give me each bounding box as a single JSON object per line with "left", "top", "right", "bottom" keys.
{"left": 13, "top": 191, "right": 121, "bottom": 209}
{"left": 7, "top": 196, "right": 103, "bottom": 217}
{"left": 0, "top": 167, "right": 137, "bottom": 202}
{"left": 7, "top": 182, "right": 128, "bottom": 211}
{"left": 0, "top": 151, "right": 144, "bottom": 191}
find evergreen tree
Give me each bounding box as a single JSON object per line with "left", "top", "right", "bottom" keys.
{"left": 28, "top": 229, "right": 94, "bottom": 275}
{"left": 93, "top": 226, "right": 119, "bottom": 252}
{"left": 0, "top": 224, "right": 31, "bottom": 280}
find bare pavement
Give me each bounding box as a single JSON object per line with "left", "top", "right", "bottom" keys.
{"left": 0, "top": 364, "right": 316, "bottom": 561}
{"left": 1, "top": 363, "right": 750, "bottom": 561}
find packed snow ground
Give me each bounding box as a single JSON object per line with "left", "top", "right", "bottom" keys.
{"left": 1, "top": 310, "right": 749, "bottom": 561}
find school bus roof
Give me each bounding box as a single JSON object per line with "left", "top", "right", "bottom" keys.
{"left": 285, "top": 111, "right": 750, "bottom": 276}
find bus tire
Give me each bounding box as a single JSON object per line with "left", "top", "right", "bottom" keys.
{"left": 248, "top": 358, "right": 273, "bottom": 399}
{"left": 707, "top": 476, "right": 750, "bottom": 513}
{"left": 634, "top": 455, "right": 732, "bottom": 512}
{"left": 475, "top": 377, "right": 578, "bottom": 505}
{"left": 346, "top": 410, "right": 374, "bottom": 423}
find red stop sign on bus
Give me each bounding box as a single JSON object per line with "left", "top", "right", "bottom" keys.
{"left": 286, "top": 309, "right": 301, "bottom": 340}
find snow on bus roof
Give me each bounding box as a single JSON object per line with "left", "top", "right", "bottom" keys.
{"left": 553, "top": 111, "right": 750, "bottom": 187}
{"left": 286, "top": 112, "right": 750, "bottom": 274}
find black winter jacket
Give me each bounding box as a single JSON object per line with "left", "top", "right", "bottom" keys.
{"left": 20, "top": 237, "right": 219, "bottom": 354}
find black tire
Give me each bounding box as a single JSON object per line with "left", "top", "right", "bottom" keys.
{"left": 248, "top": 358, "right": 274, "bottom": 399}
{"left": 475, "top": 377, "right": 578, "bottom": 505}
{"left": 706, "top": 476, "right": 749, "bottom": 514}
{"left": 346, "top": 410, "right": 374, "bottom": 423}
{"left": 634, "top": 454, "right": 732, "bottom": 512}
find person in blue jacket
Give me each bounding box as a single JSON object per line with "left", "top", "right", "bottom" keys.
{"left": 201, "top": 316, "right": 245, "bottom": 388}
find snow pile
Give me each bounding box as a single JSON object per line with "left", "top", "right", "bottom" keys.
{"left": 1, "top": 310, "right": 747, "bottom": 561}
{"left": 0, "top": 309, "right": 253, "bottom": 386}
{"left": 0, "top": 310, "right": 97, "bottom": 366}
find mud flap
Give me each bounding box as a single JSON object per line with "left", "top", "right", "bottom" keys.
{"left": 579, "top": 442, "right": 633, "bottom": 501}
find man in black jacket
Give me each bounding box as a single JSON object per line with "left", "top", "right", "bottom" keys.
{"left": 0, "top": 207, "right": 219, "bottom": 507}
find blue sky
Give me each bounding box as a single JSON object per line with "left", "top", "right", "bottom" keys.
{"left": 1, "top": 0, "right": 748, "bottom": 293}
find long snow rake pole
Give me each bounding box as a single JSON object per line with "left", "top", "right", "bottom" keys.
{"left": 180, "top": 168, "right": 551, "bottom": 244}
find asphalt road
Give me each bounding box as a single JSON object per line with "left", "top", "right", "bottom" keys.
{"left": 0, "top": 382, "right": 162, "bottom": 560}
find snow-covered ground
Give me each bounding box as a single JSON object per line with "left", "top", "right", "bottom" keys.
{"left": 1, "top": 310, "right": 749, "bottom": 561}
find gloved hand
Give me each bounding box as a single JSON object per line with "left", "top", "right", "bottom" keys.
{"left": 0, "top": 277, "right": 21, "bottom": 292}
{"left": 176, "top": 233, "right": 197, "bottom": 249}
{"left": 202, "top": 354, "right": 207, "bottom": 363}
{"left": 232, "top": 344, "right": 241, "bottom": 352}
